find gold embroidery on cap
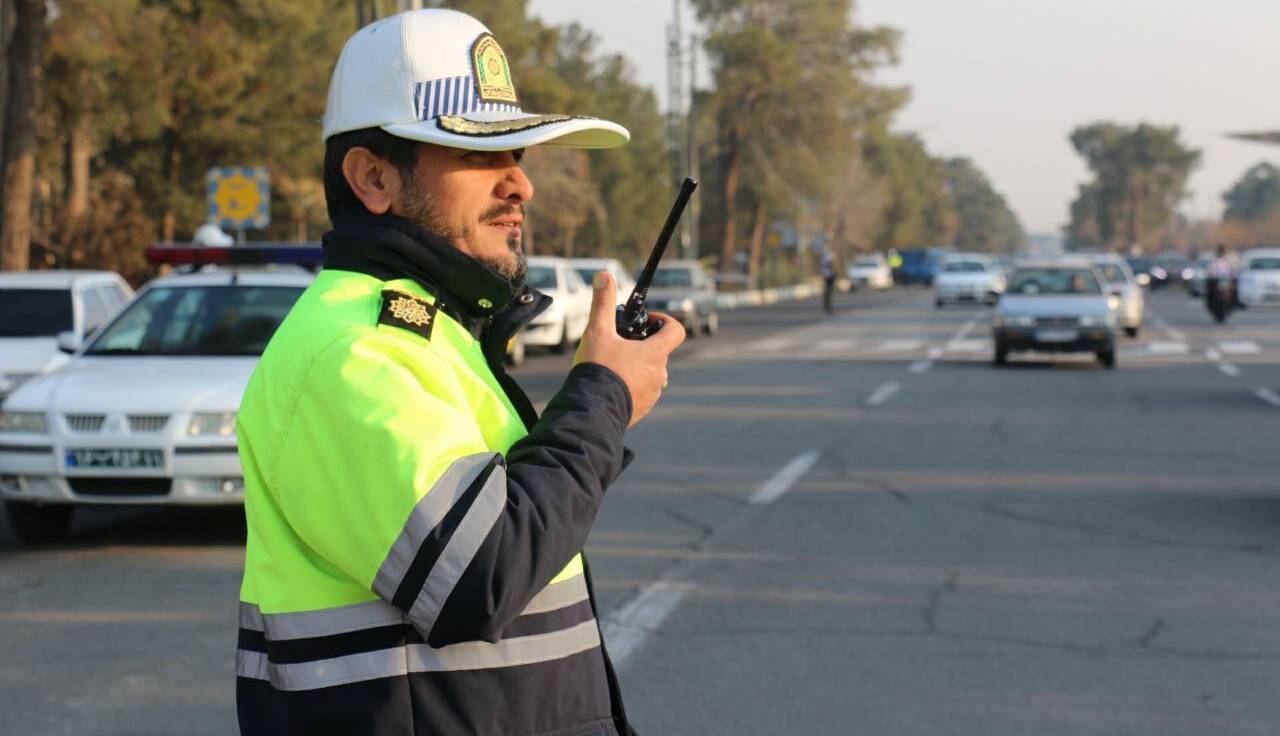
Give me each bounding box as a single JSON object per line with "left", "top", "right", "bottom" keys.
{"left": 437, "top": 114, "right": 576, "bottom": 137}
{"left": 471, "top": 33, "right": 518, "bottom": 105}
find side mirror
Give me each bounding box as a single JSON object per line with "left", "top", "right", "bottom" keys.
{"left": 1136, "top": 273, "right": 1151, "bottom": 287}
{"left": 56, "top": 331, "right": 82, "bottom": 354}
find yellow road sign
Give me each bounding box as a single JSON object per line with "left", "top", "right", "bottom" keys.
{"left": 207, "top": 167, "right": 270, "bottom": 230}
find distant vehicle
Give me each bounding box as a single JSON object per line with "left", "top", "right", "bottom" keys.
{"left": 1083, "top": 253, "right": 1144, "bottom": 338}
{"left": 0, "top": 263, "right": 313, "bottom": 543}
{"left": 845, "top": 253, "right": 894, "bottom": 290}
{"left": 1237, "top": 248, "right": 1280, "bottom": 307}
{"left": 992, "top": 259, "right": 1117, "bottom": 368}
{"left": 0, "top": 271, "right": 133, "bottom": 398}
{"left": 1149, "top": 253, "right": 1191, "bottom": 290}
{"left": 933, "top": 254, "right": 1006, "bottom": 307}
{"left": 1124, "top": 256, "right": 1155, "bottom": 287}
{"left": 522, "top": 256, "right": 592, "bottom": 353}
{"left": 644, "top": 260, "right": 719, "bottom": 336}
{"left": 895, "top": 249, "right": 934, "bottom": 285}
{"left": 1186, "top": 255, "right": 1214, "bottom": 297}
{"left": 568, "top": 257, "right": 637, "bottom": 306}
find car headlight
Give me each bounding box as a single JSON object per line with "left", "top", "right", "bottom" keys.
{"left": 0, "top": 411, "right": 48, "bottom": 434}
{"left": 188, "top": 412, "right": 237, "bottom": 437}
{"left": 995, "top": 314, "right": 1035, "bottom": 328}
{"left": 1107, "top": 295, "right": 1121, "bottom": 311}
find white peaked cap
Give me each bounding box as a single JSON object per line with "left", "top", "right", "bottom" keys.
{"left": 323, "top": 9, "right": 630, "bottom": 151}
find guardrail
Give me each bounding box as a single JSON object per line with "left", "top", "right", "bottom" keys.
{"left": 713, "top": 280, "right": 821, "bottom": 310}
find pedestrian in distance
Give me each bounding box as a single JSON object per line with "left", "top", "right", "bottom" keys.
{"left": 821, "top": 249, "right": 838, "bottom": 314}
{"left": 234, "top": 9, "right": 683, "bottom": 735}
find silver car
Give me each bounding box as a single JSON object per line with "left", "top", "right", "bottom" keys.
{"left": 1084, "top": 253, "right": 1143, "bottom": 337}
{"left": 993, "top": 259, "right": 1118, "bottom": 368}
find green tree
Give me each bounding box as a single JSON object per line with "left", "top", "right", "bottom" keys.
{"left": 1066, "top": 122, "right": 1201, "bottom": 251}
{"left": 863, "top": 131, "right": 954, "bottom": 251}
{"left": 1222, "top": 162, "right": 1280, "bottom": 223}
{"left": 944, "top": 157, "right": 1024, "bottom": 253}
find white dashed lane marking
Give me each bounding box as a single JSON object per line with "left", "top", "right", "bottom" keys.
{"left": 1219, "top": 341, "right": 1261, "bottom": 355}
{"left": 1219, "top": 363, "right": 1242, "bottom": 378}
{"left": 875, "top": 339, "right": 923, "bottom": 353}
{"left": 865, "top": 382, "right": 902, "bottom": 406}
{"left": 1145, "top": 341, "right": 1190, "bottom": 355}
{"left": 1257, "top": 388, "right": 1280, "bottom": 408}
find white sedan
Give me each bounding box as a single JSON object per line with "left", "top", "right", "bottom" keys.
{"left": 846, "top": 254, "right": 894, "bottom": 290}
{"left": 0, "top": 265, "right": 312, "bottom": 543}
{"left": 520, "top": 256, "right": 592, "bottom": 352}
{"left": 1238, "top": 248, "right": 1280, "bottom": 307}
{"left": 935, "top": 254, "right": 1006, "bottom": 307}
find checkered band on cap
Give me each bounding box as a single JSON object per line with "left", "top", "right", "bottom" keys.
{"left": 413, "top": 76, "right": 521, "bottom": 121}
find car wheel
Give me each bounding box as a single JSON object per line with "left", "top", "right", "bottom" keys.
{"left": 994, "top": 346, "right": 1008, "bottom": 366}
{"left": 1124, "top": 326, "right": 1139, "bottom": 338}
{"left": 685, "top": 312, "right": 701, "bottom": 338}
{"left": 1097, "top": 350, "right": 1117, "bottom": 369}
{"left": 551, "top": 320, "right": 571, "bottom": 354}
{"left": 935, "top": 298, "right": 944, "bottom": 309}
{"left": 703, "top": 310, "right": 719, "bottom": 336}
{"left": 6, "top": 501, "right": 73, "bottom": 545}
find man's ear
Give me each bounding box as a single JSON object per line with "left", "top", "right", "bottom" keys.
{"left": 342, "top": 147, "right": 402, "bottom": 215}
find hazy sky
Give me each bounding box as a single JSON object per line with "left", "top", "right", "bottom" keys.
{"left": 528, "top": 0, "right": 1280, "bottom": 234}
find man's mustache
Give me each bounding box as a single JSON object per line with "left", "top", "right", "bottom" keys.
{"left": 481, "top": 203, "right": 524, "bottom": 223}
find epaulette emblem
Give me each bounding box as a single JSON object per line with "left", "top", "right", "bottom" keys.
{"left": 379, "top": 290, "right": 438, "bottom": 340}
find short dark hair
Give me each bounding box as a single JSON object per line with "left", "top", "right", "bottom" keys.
{"left": 323, "top": 128, "right": 422, "bottom": 224}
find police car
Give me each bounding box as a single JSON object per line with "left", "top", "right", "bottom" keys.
{"left": 0, "top": 246, "right": 316, "bottom": 543}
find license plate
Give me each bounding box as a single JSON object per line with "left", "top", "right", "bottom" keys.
{"left": 1036, "top": 329, "right": 1078, "bottom": 343}
{"left": 66, "top": 448, "right": 164, "bottom": 469}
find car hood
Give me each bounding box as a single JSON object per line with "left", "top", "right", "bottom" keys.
{"left": 0, "top": 337, "right": 64, "bottom": 375}
{"left": 997, "top": 294, "right": 1111, "bottom": 317}
{"left": 936, "top": 273, "right": 998, "bottom": 286}
{"left": 3, "top": 356, "right": 257, "bottom": 414}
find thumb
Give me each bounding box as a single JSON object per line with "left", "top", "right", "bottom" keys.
{"left": 589, "top": 271, "right": 617, "bottom": 323}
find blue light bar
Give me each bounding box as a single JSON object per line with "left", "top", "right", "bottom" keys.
{"left": 146, "top": 243, "right": 325, "bottom": 266}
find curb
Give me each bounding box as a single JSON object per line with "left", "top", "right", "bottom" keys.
{"left": 713, "top": 281, "right": 820, "bottom": 310}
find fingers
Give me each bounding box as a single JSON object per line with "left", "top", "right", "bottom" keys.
{"left": 588, "top": 271, "right": 617, "bottom": 327}
{"left": 645, "top": 311, "right": 687, "bottom": 353}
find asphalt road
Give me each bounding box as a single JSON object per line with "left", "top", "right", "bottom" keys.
{"left": 2, "top": 286, "right": 1278, "bottom": 735}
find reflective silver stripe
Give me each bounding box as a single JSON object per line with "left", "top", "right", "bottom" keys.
{"left": 405, "top": 462, "right": 507, "bottom": 636}
{"left": 239, "top": 603, "right": 264, "bottom": 632}
{"left": 373, "top": 453, "right": 498, "bottom": 604}
{"left": 266, "top": 599, "right": 406, "bottom": 640}
{"left": 236, "top": 649, "right": 270, "bottom": 681}
{"left": 408, "top": 619, "right": 601, "bottom": 673}
{"left": 257, "top": 619, "right": 602, "bottom": 691}
{"left": 520, "top": 574, "right": 589, "bottom": 616}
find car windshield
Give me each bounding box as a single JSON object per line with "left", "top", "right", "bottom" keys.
{"left": 944, "top": 261, "right": 985, "bottom": 273}
{"left": 1125, "top": 257, "right": 1153, "bottom": 273}
{"left": 1008, "top": 268, "right": 1103, "bottom": 295}
{"left": 1156, "top": 257, "right": 1188, "bottom": 270}
{"left": 651, "top": 268, "right": 694, "bottom": 288}
{"left": 0, "top": 288, "right": 74, "bottom": 337}
{"left": 525, "top": 266, "right": 559, "bottom": 291}
{"left": 1095, "top": 263, "right": 1128, "bottom": 283}
{"left": 1246, "top": 257, "right": 1280, "bottom": 271}
{"left": 84, "top": 285, "right": 304, "bottom": 356}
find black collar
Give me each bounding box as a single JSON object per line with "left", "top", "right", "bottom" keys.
{"left": 322, "top": 211, "right": 522, "bottom": 327}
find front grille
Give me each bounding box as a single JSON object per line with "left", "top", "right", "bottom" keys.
{"left": 128, "top": 415, "right": 170, "bottom": 433}
{"left": 65, "top": 414, "right": 106, "bottom": 433}
{"left": 68, "top": 478, "right": 172, "bottom": 497}
{"left": 1035, "top": 317, "right": 1077, "bottom": 328}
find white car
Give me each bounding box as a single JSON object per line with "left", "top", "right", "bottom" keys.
{"left": 845, "top": 254, "right": 894, "bottom": 290}
{"left": 934, "top": 254, "right": 1006, "bottom": 307}
{"left": 0, "top": 270, "right": 134, "bottom": 397}
{"left": 0, "top": 265, "right": 313, "bottom": 543}
{"left": 1084, "top": 253, "right": 1144, "bottom": 337}
{"left": 568, "top": 257, "right": 637, "bottom": 306}
{"left": 1238, "top": 248, "right": 1280, "bottom": 307}
{"left": 521, "top": 256, "right": 591, "bottom": 352}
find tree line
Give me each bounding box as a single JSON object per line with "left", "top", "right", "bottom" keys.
{"left": 0, "top": 0, "right": 1025, "bottom": 286}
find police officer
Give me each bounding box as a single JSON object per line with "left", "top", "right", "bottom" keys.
{"left": 234, "top": 9, "right": 683, "bottom": 735}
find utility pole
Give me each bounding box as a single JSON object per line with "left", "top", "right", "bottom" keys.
{"left": 666, "top": 0, "right": 690, "bottom": 260}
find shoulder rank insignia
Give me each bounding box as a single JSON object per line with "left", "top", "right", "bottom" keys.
{"left": 379, "top": 290, "right": 438, "bottom": 340}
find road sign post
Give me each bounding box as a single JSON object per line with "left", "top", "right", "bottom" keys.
{"left": 206, "top": 167, "right": 270, "bottom": 241}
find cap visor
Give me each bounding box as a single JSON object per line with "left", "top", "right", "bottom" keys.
{"left": 382, "top": 110, "right": 630, "bottom": 151}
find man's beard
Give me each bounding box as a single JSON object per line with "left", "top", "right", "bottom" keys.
{"left": 401, "top": 175, "right": 527, "bottom": 283}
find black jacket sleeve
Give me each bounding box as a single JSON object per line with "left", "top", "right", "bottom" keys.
{"left": 427, "top": 361, "right": 633, "bottom": 646}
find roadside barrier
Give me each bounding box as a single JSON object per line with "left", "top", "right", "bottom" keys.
{"left": 713, "top": 280, "right": 821, "bottom": 310}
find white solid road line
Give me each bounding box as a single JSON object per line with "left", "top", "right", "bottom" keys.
{"left": 1146, "top": 341, "right": 1190, "bottom": 355}
{"left": 606, "top": 449, "right": 823, "bottom": 666}
{"left": 749, "top": 337, "right": 792, "bottom": 352}
{"left": 927, "top": 346, "right": 945, "bottom": 361}
{"left": 814, "top": 339, "right": 855, "bottom": 352}
{"left": 1219, "top": 363, "right": 1242, "bottom": 378}
{"left": 865, "top": 381, "right": 902, "bottom": 407}
{"left": 1256, "top": 388, "right": 1280, "bottom": 408}
{"left": 748, "top": 450, "right": 822, "bottom": 506}
{"left": 1206, "top": 348, "right": 1223, "bottom": 362}
{"left": 945, "top": 338, "right": 988, "bottom": 353}
{"left": 876, "top": 338, "right": 923, "bottom": 353}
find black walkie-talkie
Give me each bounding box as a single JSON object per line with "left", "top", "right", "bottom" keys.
{"left": 615, "top": 177, "right": 699, "bottom": 340}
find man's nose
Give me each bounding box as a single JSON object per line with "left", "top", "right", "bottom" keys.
{"left": 496, "top": 160, "right": 534, "bottom": 203}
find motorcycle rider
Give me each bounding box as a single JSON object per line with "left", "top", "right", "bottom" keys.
{"left": 1206, "top": 245, "right": 1238, "bottom": 322}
